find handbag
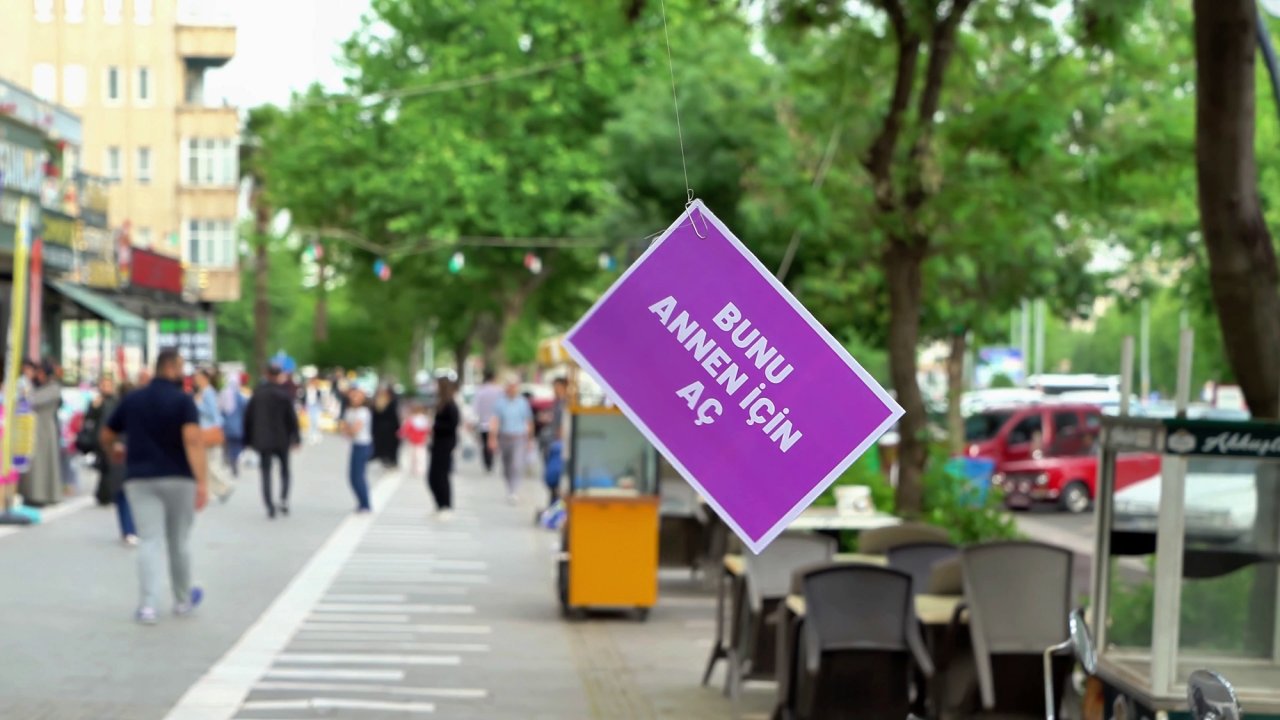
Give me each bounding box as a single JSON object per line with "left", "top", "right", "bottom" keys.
{"left": 201, "top": 426, "right": 226, "bottom": 447}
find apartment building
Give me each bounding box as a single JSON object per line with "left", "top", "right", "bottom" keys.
{"left": 0, "top": 0, "right": 241, "bottom": 302}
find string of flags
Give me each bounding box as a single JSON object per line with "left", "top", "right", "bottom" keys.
{"left": 345, "top": 249, "right": 621, "bottom": 280}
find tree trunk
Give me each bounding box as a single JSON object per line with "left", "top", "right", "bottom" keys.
{"left": 946, "top": 330, "right": 967, "bottom": 456}
{"left": 1194, "top": 0, "right": 1280, "bottom": 657}
{"left": 251, "top": 193, "right": 270, "bottom": 378}
{"left": 885, "top": 241, "right": 928, "bottom": 517}
{"left": 408, "top": 324, "right": 425, "bottom": 379}
{"left": 314, "top": 245, "right": 329, "bottom": 343}
{"left": 453, "top": 331, "right": 473, "bottom": 381}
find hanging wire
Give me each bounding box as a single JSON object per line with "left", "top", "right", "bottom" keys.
{"left": 657, "top": 0, "right": 706, "bottom": 238}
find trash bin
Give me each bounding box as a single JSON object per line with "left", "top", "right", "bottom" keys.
{"left": 943, "top": 457, "right": 996, "bottom": 507}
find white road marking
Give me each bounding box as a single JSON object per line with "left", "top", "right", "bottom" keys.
{"left": 262, "top": 668, "right": 406, "bottom": 681}
{"left": 315, "top": 603, "right": 475, "bottom": 614}
{"left": 326, "top": 584, "right": 470, "bottom": 595}
{"left": 162, "top": 474, "right": 405, "bottom": 720}
{"left": 306, "top": 613, "right": 412, "bottom": 623}
{"left": 347, "top": 559, "right": 488, "bottom": 569}
{"left": 276, "top": 652, "right": 461, "bottom": 666}
{"left": 324, "top": 593, "right": 409, "bottom": 602}
{"left": 301, "top": 622, "right": 491, "bottom": 634}
{"left": 286, "top": 640, "right": 490, "bottom": 652}
{"left": 253, "top": 681, "right": 486, "bottom": 699}
{"left": 335, "top": 574, "right": 490, "bottom": 584}
{"left": 242, "top": 697, "right": 435, "bottom": 713}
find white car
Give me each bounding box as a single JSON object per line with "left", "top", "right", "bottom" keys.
{"left": 1113, "top": 458, "right": 1263, "bottom": 542}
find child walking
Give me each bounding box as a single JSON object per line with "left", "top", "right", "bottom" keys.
{"left": 340, "top": 388, "right": 373, "bottom": 513}
{"left": 399, "top": 403, "right": 430, "bottom": 478}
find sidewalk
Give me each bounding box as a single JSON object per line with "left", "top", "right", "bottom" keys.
{"left": 174, "top": 450, "right": 770, "bottom": 719}
{"left": 0, "top": 437, "right": 772, "bottom": 719}
{"left": 0, "top": 440, "right": 384, "bottom": 720}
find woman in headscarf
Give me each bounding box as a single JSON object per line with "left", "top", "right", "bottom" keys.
{"left": 84, "top": 375, "right": 133, "bottom": 543}
{"left": 20, "top": 359, "right": 64, "bottom": 507}
{"left": 370, "top": 384, "right": 401, "bottom": 469}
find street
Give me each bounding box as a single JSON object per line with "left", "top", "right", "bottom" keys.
{"left": 0, "top": 440, "right": 769, "bottom": 720}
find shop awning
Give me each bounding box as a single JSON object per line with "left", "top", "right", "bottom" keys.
{"left": 50, "top": 279, "right": 147, "bottom": 333}
{"left": 536, "top": 335, "right": 575, "bottom": 367}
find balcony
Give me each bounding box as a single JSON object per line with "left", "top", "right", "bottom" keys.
{"left": 176, "top": 105, "right": 238, "bottom": 138}
{"left": 177, "top": 187, "right": 237, "bottom": 220}
{"left": 176, "top": 23, "right": 236, "bottom": 67}
{"left": 186, "top": 266, "right": 240, "bottom": 303}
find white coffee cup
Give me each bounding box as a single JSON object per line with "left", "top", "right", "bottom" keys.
{"left": 835, "top": 485, "right": 872, "bottom": 516}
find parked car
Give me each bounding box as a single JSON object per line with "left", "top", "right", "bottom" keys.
{"left": 1114, "top": 457, "right": 1261, "bottom": 543}
{"left": 994, "top": 434, "right": 1161, "bottom": 513}
{"left": 964, "top": 402, "right": 1104, "bottom": 466}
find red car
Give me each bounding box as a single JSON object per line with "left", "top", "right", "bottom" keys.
{"left": 994, "top": 441, "right": 1161, "bottom": 513}
{"left": 965, "top": 402, "right": 1161, "bottom": 512}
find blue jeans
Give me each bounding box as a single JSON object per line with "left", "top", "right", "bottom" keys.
{"left": 115, "top": 487, "right": 136, "bottom": 538}
{"left": 349, "top": 443, "right": 372, "bottom": 510}
{"left": 225, "top": 437, "right": 245, "bottom": 477}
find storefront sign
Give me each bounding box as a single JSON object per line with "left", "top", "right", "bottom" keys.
{"left": 157, "top": 317, "right": 214, "bottom": 364}
{"left": 37, "top": 212, "right": 77, "bottom": 271}
{"left": 563, "top": 201, "right": 902, "bottom": 553}
{"left": 1165, "top": 419, "right": 1280, "bottom": 459}
{"left": 129, "top": 247, "right": 182, "bottom": 294}
{"left": 0, "top": 77, "right": 82, "bottom": 145}
{"left": 0, "top": 138, "right": 48, "bottom": 197}
{"left": 83, "top": 260, "right": 118, "bottom": 289}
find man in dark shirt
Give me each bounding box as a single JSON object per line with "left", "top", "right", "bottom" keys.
{"left": 101, "top": 348, "right": 208, "bottom": 625}
{"left": 245, "top": 364, "right": 300, "bottom": 519}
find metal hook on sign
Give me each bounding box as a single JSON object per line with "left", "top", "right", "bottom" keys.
{"left": 686, "top": 194, "right": 708, "bottom": 239}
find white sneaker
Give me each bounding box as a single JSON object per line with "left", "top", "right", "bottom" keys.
{"left": 123, "top": 534, "right": 139, "bottom": 547}
{"left": 437, "top": 509, "right": 453, "bottom": 522}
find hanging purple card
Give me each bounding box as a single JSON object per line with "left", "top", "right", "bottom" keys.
{"left": 563, "top": 201, "right": 902, "bottom": 553}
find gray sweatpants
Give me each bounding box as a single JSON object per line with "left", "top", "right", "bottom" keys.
{"left": 498, "top": 434, "right": 526, "bottom": 494}
{"left": 125, "top": 479, "right": 195, "bottom": 611}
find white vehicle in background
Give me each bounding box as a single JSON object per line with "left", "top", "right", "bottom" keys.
{"left": 960, "top": 388, "right": 1044, "bottom": 416}
{"left": 1114, "top": 457, "right": 1263, "bottom": 543}
{"left": 1027, "top": 373, "right": 1121, "bottom": 396}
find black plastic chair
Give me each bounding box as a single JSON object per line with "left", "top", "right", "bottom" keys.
{"left": 888, "top": 541, "right": 959, "bottom": 596}
{"left": 729, "top": 532, "right": 836, "bottom": 705}
{"left": 955, "top": 541, "right": 1075, "bottom": 718}
{"left": 792, "top": 565, "right": 934, "bottom": 720}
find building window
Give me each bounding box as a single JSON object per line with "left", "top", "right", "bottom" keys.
{"left": 63, "top": 65, "right": 86, "bottom": 107}
{"left": 32, "top": 64, "right": 55, "bottom": 102}
{"left": 136, "top": 67, "right": 150, "bottom": 103}
{"left": 134, "top": 0, "right": 152, "bottom": 24}
{"left": 65, "top": 0, "right": 84, "bottom": 22}
{"left": 106, "top": 146, "right": 122, "bottom": 181}
{"left": 105, "top": 66, "right": 122, "bottom": 103}
{"left": 103, "top": 0, "right": 122, "bottom": 22}
{"left": 186, "top": 220, "right": 237, "bottom": 268}
{"left": 34, "top": 0, "right": 53, "bottom": 22}
{"left": 136, "top": 147, "right": 151, "bottom": 183}
{"left": 181, "top": 137, "right": 238, "bottom": 187}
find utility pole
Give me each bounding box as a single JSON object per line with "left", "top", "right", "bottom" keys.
{"left": 1020, "top": 299, "right": 1031, "bottom": 386}
{"left": 1140, "top": 298, "right": 1151, "bottom": 400}
{"left": 1034, "top": 299, "right": 1046, "bottom": 377}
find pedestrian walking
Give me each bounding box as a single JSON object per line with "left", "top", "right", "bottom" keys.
{"left": 471, "top": 370, "right": 502, "bottom": 473}
{"left": 541, "top": 377, "right": 569, "bottom": 509}
{"left": 100, "top": 349, "right": 209, "bottom": 625}
{"left": 245, "top": 365, "right": 300, "bottom": 519}
{"left": 305, "top": 378, "right": 323, "bottom": 445}
{"left": 194, "top": 369, "right": 232, "bottom": 503}
{"left": 82, "top": 376, "right": 135, "bottom": 544}
{"left": 427, "top": 379, "right": 460, "bottom": 517}
{"left": 20, "top": 359, "right": 63, "bottom": 507}
{"left": 399, "top": 402, "right": 430, "bottom": 478}
{"left": 487, "top": 376, "right": 533, "bottom": 504}
{"left": 340, "top": 388, "right": 373, "bottom": 513}
{"left": 220, "top": 373, "right": 248, "bottom": 477}
{"left": 371, "top": 385, "right": 401, "bottom": 469}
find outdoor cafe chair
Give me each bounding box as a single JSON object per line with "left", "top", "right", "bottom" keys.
{"left": 927, "top": 555, "right": 964, "bottom": 596}
{"left": 859, "top": 522, "right": 951, "bottom": 555}
{"left": 888, "top": 541, "right": 960, "bottom": 597}
{"left": 729, "top": 532, "right": 837, "bottom": 705}
{"left": 949, "top": 541, "right": 1074, "bottom": 719}
{"left": 791, "top": 565, "right": 934, "bottom": 720}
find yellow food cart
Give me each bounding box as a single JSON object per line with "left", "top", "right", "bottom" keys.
{"left": 538, "top": 336, "right": 661, "bottom": 621}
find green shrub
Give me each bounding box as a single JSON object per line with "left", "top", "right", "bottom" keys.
{"left": 1108, "top": 560, "right": 1254, "bottom": 654}
{"left": 921, "top": 444, "right": 1020, "bottom": 545}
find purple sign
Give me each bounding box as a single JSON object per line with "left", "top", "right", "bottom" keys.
{"left": 564, "top": 201, "right": 902, "bottom": 553}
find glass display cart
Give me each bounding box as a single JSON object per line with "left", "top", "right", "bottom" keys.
{"left": 539, "top": 335, "right": 661, "bottom": 621}
{"left": 1089, "top": 334, "right": 1280, "bottom": 719}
